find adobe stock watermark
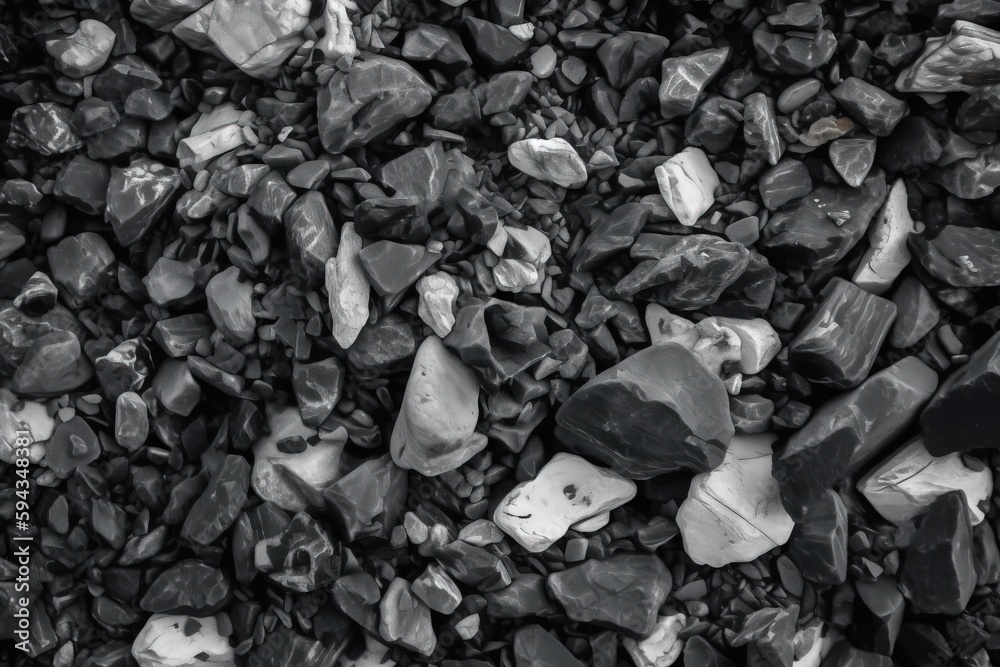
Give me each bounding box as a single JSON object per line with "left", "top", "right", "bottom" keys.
{"left": 11, "top": 425, "right": 34, "bottom": 653}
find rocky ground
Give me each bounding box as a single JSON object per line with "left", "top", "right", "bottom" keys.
{"left": 2, "top": 0, "right": 1000, "bottom": 665}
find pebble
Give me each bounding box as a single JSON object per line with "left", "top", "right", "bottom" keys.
{"left": 831, "top": 77, "right": 909, "bottom": 137}
{"left": 379, "top": 578, "right": 436, "bottom": 656}
{"left": 654, "top": 147, "right": 719, "bottom": 226}
{"left": 896, "top": 20, "right": 1000, "bottom": 92}
{"left": 852, "top": 179, "right": 915, "bottom": 295}
{"left": 205, "top": 0, "right": 310, "bottom": 78}
{"left": 325, "top": 222, "right": 370, "bottom": 349}
{"left": 659, "top": 47, "right": 729, "bottom": 120}
{"left": 507, "top": 138, "right": 588, "bottom": 189}
{"left": 46, "top": 19, "right": 116, "bottom": 78}
{"left": 131, "top": 614, "right": 234, "bottom": 667}
{"left": 758, "top": 158, "right": 812, "bottom": 211}
{"left": 205, "top": 266, "right": 256, "bottom": 346}
{"left": 416, "top": 272, "right": 459, "bottom": 337}
{"left": 255, "top": 512, "right": 339, "bottom": 592}
{"left": 829, "top": 136, "right": 876, "bottom": 188}
{"left": 623, "top": 614, "right": 686, "bottom": 667}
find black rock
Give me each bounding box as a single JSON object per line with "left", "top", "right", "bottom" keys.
{"left": 460, "top": 17, "right": 529, "bottom": 71}
{"left": 359, "top": 241, "right": 438, "bottom": 296}
{"left": 854, "top": 577, "right": 904, "bottom": 656}
{"left": 248, "top": 172, "right": 297, "bottom": 231}
{"left": 434, "top": 540, "right": 511, "bottom": 592}
{"left": 831, "top": 77, "right": 909, "bottom": 136}
{"left": 46, "top": 416, "right": 101, "bottom": 478}
{"left": 822, "top": 642, "right": 893, "bottom": 667}
{"left": 140, "top": 560, "right": 231, "bottom": 615}
{"left": 683, "top": 636, "right": 737, "bottom": 667}
{"left": 758, "top": 158, "right": 812, "bottom": 211}
{"left": 347, "top": 313, "right": 419, "bottom": 373}
{"left": 332, "top": 572, "right": 382, "bottom": 634}
{"left": 53, "top": 155, "right": 110, "bottom": 216}
{"left": 354, "top": 197, "right": 432, "bottom": 243}
{"left": 248, "top": 627, "right": 348, "bottom": 667}
{"left": 659, "top": 47, "right": 729, "bottom": 120}
{"left": 702, "top": 249, "right": 777, "bottom": 319}
{"left": 685, "top": 95, "right": 745, "bottom": 154}
{"left": 513, "top": 625, "right": 585, "bottom": 667}
{"left": 910, "top": 225, "right": 1000, "bottom": 288}
{"left": 232, "top": 503, "right": 289, "bottom": 585}
{"left": 71, "top": 97, "right": 121, "bottom": 137}
{"left": 180, "top": 454, "right": 250, "bottom": 545}
{"left": 46, "top": 232, "right": 116, "bottom": 309}
{"left": 829, "top": 136, "right": 876, "bottom": 188}
{"left": 574, "top": 202, "right": 649, "bottom": 271}
{"left": 8, "top": 103, "right": 82, "bottom": 155}
{"left": 284, "top": 191, "right": 338, "bottom": 287}
{"left": 402, "top": 24, "right": 473, "bottom": 72}
{"left": 484, "top": 573, "right": 559, "bottom": 619}
{"left": 11, "top": 330, "right": 94, "bottom": 396}
{"left": 753, "top": 24, "right": 837, "bottom": 76}
{"left": 255, "top": 512, "right": 340, "bottom": 593}
{"left": 786, "top": 489, "right": 848, "bottom": 585}
{"left": 95, "top": 338, "right": 152, "bottom": 397}
{"left": 930, "top": 143, "right": 1000, "bottom": 199}
{"left": 596, "top": 31, "right": 671, "bottom": 89}
{"left": 479, "top": 71, "right": 533, "bottom": 115}
{"left": 731, "top": 604, "right": 798, "bottom": 667}
{"left": 322, "top": 454, "right": 407, "bottom": 541}
{"left": 292, "top": 357, "right": 344, "bottom": 427}
{"left": 876, "top": 117, "right": 943, "bottom": 173}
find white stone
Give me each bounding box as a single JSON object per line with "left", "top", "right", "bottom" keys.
{"left": 206, "top": 0, "right": 311, "bottom": 79}
{"left": 0, "top": 394, "right": 55, "bottom": 464}
{"left": 570, "top": 511, "right": 610, "bottom": 532}
{"left": 793, "top": 620, "right": 839, "bottom": 667}
{"left": 858, "top": 438, "right": 992, "bottom": 525}
{"left": 655, "top": 147, "right": 719, "bottom": 226}
{"left": 677, "top": 433, "right": 794, "bottom": 567}
{"left": 710, "top": 316, "right": 782, "bottom": 374}
{"left": 896, "top": 21, "right": 1000, "bottom": 93}
{"left": 177, "top": 123, "right": 245, "bottom": 169}
{"left": 416, "top": 272, "right": 459, "bottom": 338}
{"left": 505, "top": 226, "right": 551, "bottom": 265}
{"left": 131, "top": 614, "right": 234, "bottom": 667}
{"left": 508, "top": 138, "right": 588, "bottom": 189}
{"left": 455, "top": 614, "right": 480, "bottom": 640}
{"left": 493, "top": 258, "right": 538, "bottom": 293}
{"left": 171, "top": 3, "right": 223, "bottom": 58}
{"left": 338, "top": 635, "right": 396, "bottom": 667}
{"left": 852, "top": 179, "right": 915, "bottom": 295}
{"left": 251, "top": 404, "right": 345, "bottom": 512}
{"left": 510, "top": 23, "right": 535, "bottom": 41}
{"left": 46, "top": 19, "right": 116, "bottom": 78}
{"left": 623, "top": 614, "right": 686, "bottom": 667}
{"left": 391, "top": 336, "right": 484, "bottom": 476}
{"left": 645, "top": 304, "right": 699, "bottom": 348}
{"left": 317, "top": 0, "right": 358, "bottom": 63}
{"left": 692, "top": 319, "right": 742, "bottom": 377}
{"left": 494, "top": 452, "right": 636, "bottom": 552}
{"left": 325, "top": 222, "right": 370, "bottom": 349}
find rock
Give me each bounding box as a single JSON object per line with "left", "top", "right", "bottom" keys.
{"left": 181, "top": 454, "right": 250, "bottom": 545}
{"left": 852, "top": 179, "right": 915, "bottom": 295}
{"left": 743, "top": 93, "right": 783, "bottom": 165}
{"left": 494, "top": 452, "right": 636, "bottom": 552}
{"left": 829, "top": 136, "right": 876, "bottom": 188}
{"left": 45, "top": 416, "right": 100, "bottom": 477}
{"left": 597, "top": 31, "right": 670, "bottom": 89}
{"left": 900, "top": 491, "right": 976, "bottom": 614}
{"left": 854, "top": 578, "right": 904, "bottom": 656}
{"left": 284, "top": 192, "right": 338, "bottom": 287}
{"left": 152, "top": 358, "right": 200, "bottom": 417}
{"left": 318, "top": 54, "right": 434, "bottom": 152}
{"left": 729, "top": 394, "right": 775, "bottom": 434}
{"left": 140, "top": 561, "right": 230, "bottom": 615}
{"left": 507, "top": 138, "right": 588, "bottom": 189}
{"left": 690, "top": 319, "right": 742, "bottom": 378}
{"left": 46, "top": 19, "right": 115, "bottom": 77}
{"left": 920, "top": 329, "right": 1000, "bottom": 455}
{"left": 731, "top": 605, "right": 798, "bottom": 667}
{"left": 659, "top": 47, "right": 729, "bottom": 120}
{"left": 292, "top": 357, "right": 344, "bottom": 427}
{"left": 11, "top": 332, "right": 93, "bottom": 396}
{"left": 889, "top": 276, "right": 939, "bottom": 348}
{"left": 683, "top": 636, "right": 736, "bottom": 667}
{"left": 556, "top": 343, "right": 734, "bottom": 479}
{"left": 116, "top": 391, "right": 148, "bottom": 451}
{"left": 130, "top": 0, "right": 212, "bottom": 29}
{"left": 379, "top": 578, "right": 435, "bottom": 656}
{"left": 132, "top": 614, "right": 234, "bottom": 667}
{"left": 574, "top": 202, "right": 650, "bottom": 271}
{"left": 786, "top": 489, "right": 848, "bottom": 585}
{"left": 677, "top": 433, "right": 794, "bottom": 567}
{"left": 205, "top": 267, "right": 255, "bottom": 346}
{"left": 910, "top": 225, "right": 1000, "bottom": 287}
{"left": 435, "top": 540, "right": 511, "bottom": 592}
{"left": 8, "top": 103, "right": 82, "bottom": 155}
{"left": 896, "top": 20, "right": 1000, "bottom": 92}
{"left": 758, "top": 170, "right": 888, "bottom": 268}
{"left": 822, "top": 642, "right": 893, "bottom": 667}
{"left": 546, "top": 553, "right": 672, "bottom": 637}
{"left": 787, "top": 278, "right": 897, "bottom": 389}
{"left": 654, "top": 147, "right": 719, "bottom": 226}
{"left": 251, "top": 405, "right": 344, "bottom": 513}
{"left": 513, "top": 625, "right": 584, "bottom": 667}
{"left": 686, "top": 95, "right": 744, "bottom": 154}
{"left": 247, "top": 626, "right": 350, "bottom": 667}
{"left": 774, "top": 356, "right": 939, "bottom": 522}
{"left": 484, "top": 573, "right": 559, "bottom": 619}
{"left": 391, "top": 336, "right": 483, "bottom": 476}
{"left": 710, "top": 316, "right": 780, "bottom": 374}
{"left": 322, "top": 454, "right": 407, "bottom": 542}
{"left": 325, "top": 222, "right": 370, "bottom": 349}
{"left": 929, "top": 142, "right": 1000, "bottom": 199}
{"left": 70, "top": 97, "right": 120, "bottom": 137}
{"left": 316, "top": 0, "right": 357, "bottom": 63}
{"left": 205, "top": 0, "right": 310, "bottom": 78}
{"left": 645, "top": 305, "right": 700, "bottom": 348}
{"left": 461, "top": 17, "right": 529, "bottom": 70}
{"left": 46, "top": 232, "right": 116, "bottom": 309}
{"left": 416, "top": 273, "right": 459, "bottom": 337}
{"left": 859, "top": 438, "right": 991, "bottom": 526}
{"left": 177, "top": 124, "right": 246, "bottom": 170}
{"left": 411, "top": 564, "right": 462, "bottom": 614}
{"left": 402, "top": 24, "right": 471, "bottom": 72}
{"left": 759, "top": 158, "right": 812, "bottom": 211}
{"left": 359, "top": 241, "right": 438, "bottom": 296}
{"left": 53, "top": 155, "right": 109, "bottom": 215}
{"left": 753, "top": 24, "right": 837, "bottom": 76}
{"left": 791, "top": 620, "right": 835, "bottom": 667}
{"left": 255, "top": 512, "right": 340, "bottom": 592}
{"left": 831, "top": 78, "right": 909, "bottom": 137}
{"left": 623, "top": 614, "right": 686, "bottom": 667}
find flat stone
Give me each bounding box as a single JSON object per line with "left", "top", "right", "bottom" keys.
{"left": 831, "top": 78, "right": 909, "bottom": 136}
{"left": 181, "top": 454, "right": 250, "bottom": 545}
{"left": 787, "top": 277, "right": 897, "bottom": 389}
{"left": 889, "top": 276, "right": 940, "bottom": 348}
{"left": 513, "top": 625, "right": 584, "bottom": 667}
{"left": 921, "top": 329, "right": 1000, "bottom": 455}
{"left": 494, "top": 452, "right": 636, "bottom": 552}
{"left": 786, "top": 489, "right": 848, "bottom": 585}
{"left": 131, "top": 614, "right": 234, "bottom": 667}
{"left": 555, "top": 343, "right": 734, "bottom": 479}
{"left": 830, "top": 136, "right": 876, "bottom": 188}
{"left": 255, "top": 512, "right": 340, "bottom": 592}
{"left": 359, "top": 241, "right": 438, "bottom": 296}
{"left": 284, "top": 191, "right": 338, "bottom": 287}
{"left": 774, "top": 356, "right": 939, "bottom": 522}
{"left": 896, "top": 20, "right": 1000, "bottom": 92}
{"left": 677, "top": 433, "right": 794, "bottom": 567}
{"left": 546, "top": 553, "right": 672, "bottom": 637}
{"left": 379, "top": 578, "right": 435, "bottom": 656}
{"left": 416, "top": 272, "right": 459, "bottom": 337}
{"left": 507, "top": 137, "right": 588, "bottom": 189}
{"left": 205, "top": 0, "right": 310, "bottom": 78}
{"left": 325, "top": 222, "right": 370, "bottom": 349}
{"left": 140, "top": 561, "right": 230, "bottom": 615}
{"left": 654, "top": 147, "right": 719, "bottom": 226}
{"left": 900, "top": 491, "right": 976, "bottom": 614}
{"left": 205, "top": 267, "right": 256, "bottom": 346}
{"left": 391, "top": 336, "right": 484, "bottom": 476}
{"left": 659, "top": 47, "right": 729, "bottom": 120}
{"left": 758, "top": 170, "right": 888, "bottom": 268}
{"left": 910, "top": 225, "right": 1000, "bottom": 287}
{"left": 8, "top": 103, "right": 82, "bottom": 155}
{"left": 852, "top": 179, "right": 915, "bottom": 295}
{"left": 318, "top": 54, "right": 434, "bottom": 152}
{"left": 623, "top": 614, "right": 686, "bottom": 667}
{"left": 859, "top": 438, "right": 991, "bottom": 525}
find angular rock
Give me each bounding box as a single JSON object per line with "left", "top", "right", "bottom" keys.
{"left": 596, "top": 31, "right": 670, "bottom": 89}
{"left": 391, "top": 336, "right": 483, "bottom": 476}
{"left": 929, "top": 142, "right": 1000, "bottom": 199}
{"left": 830, "top": 136, "right": 876, "bottom": 188}
{"left": 322, "top": 454, "right": 407, "bottom": 542}
{"left": 683, "top": 636, "right": 736, "bottom": 667}
{"left": 205, "top": 267, "right": 255, "bottom": 346}
{"left": 484, "top": 573, "right": 559, "bottom": 619}
{"left": 116, "top": 391, "right": 149, "bottom": 451}
{"left": 325, "top": 222, "right": 370, "bottom": 349}
{"left": 556, "top": 343, "right": 734, "bottom": 479}
{"left": 677, "top": 433, "right": 794, "bottom": 567}
{"left": 743, "top": 93, "right": 783, "bottom": 165}
{"left": 574, "top": 202, "right": 650, "bottom": 271}
{"left": 507, "top": 138, "right": 588, "bottom": 189}
{"left": 787, "top": 278, "right": 897, "bottom": 389}
{"left": 402, "top": 24, "right": 472, "bottom": 72}
{"left": 623, "top": 614, "right": 686, "bottom": 667}
{"left": 774, "top": 357, "right": 939, "bottom": 522}
{"left": 285, "top": 191, "right": 338, "bottom": 287}
{"left": 140, "top": 561, "right": 230, "bottom": 615}
{"left": 889, "top": 276, "right": 939, "bottom": 348}
{"left": 854, "top": 578, "right": 904, "bottom": 656}
{"left": 131, "top": 614, "right": 234, "bottom": 667}
{"left": 513, "top": 625, "right": 584, "bottom": 667}
{"left": 654, "top": 147, "right": 719, "bottom": 226}
{"left": 900, "top": 491, "right": 976, "bottom": 615}
{"left": 53, "top": 155, "right": 110, "bottom": 216}
{"left": 416, "top": 273, "right": 459, "bottom": 337}
{"left": 46, "top": 416, "right": 100, "bottom": 477}
{"left": 731, "top": 605, "right": 798, "bottom": 667}
{"left": 206, "top": 0, "right": 310, "bottom": 78}
{"left": 292, "top": 357, "right": 344, "bottom": 427}
{"left": 46, "top": 232, "right": 116, "bottom": 309}
{"left": 896, "top": 20, "right": 1000, "bottom": 92}
{"left": 852, "top": 179, "right": 915, "bottom": 295}
{"left": 759, "top": 158, "right": 812, "bottom": 211}
{"left": 546, "top": 553, "right": 672, "bottom": 637}
{"left": 753, "top": 24, "right": 837, "bottom": 76}
{"left": 822, "top": 642, "right": 893, "bottom": 667}
{"left": 255, "top": 512, "right": 340, "bottom": 592}
{"left": 232, "top": 503, "right": 290, "bottom": 585}
{"left": 358, "top": 241, "right": 438, "bottom": 297}
{"left": 411, "top": 564, "right": 462, "bottom": 614}
{"left": 711, "top": 316, "right": 781, "bottom": 374}
{"left": 786, "top": 489, "right": 848, "bottom": 585}
{"left": 831, "top": 78, "right": 909, "bottom": 137}
{"left": 379, "top": 578, "right": 435, "bottom": 656}
{"left": 435, "top": 539, "right": 512, "bottom": 592}
{"left": 910, "top": 225, "right": 1000, "bottom": 287}
{"left": 494, "top": 452, "right": 636, "bottom": 552}
{"left": 461, "top": 17, "right": 529, "bottom": 70}
{"left": 659, "top": 47, "right": 729, "bottom": 119}
{"left": 8, "top": 103, "right": 82, "bottom": 155}
{"left": 181, "top": 454, "right": 250, "bottom": 545}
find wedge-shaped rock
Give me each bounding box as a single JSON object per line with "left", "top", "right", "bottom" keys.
{"left": 855, "top": 578, "right": 904, "bottom": 656}
{"left": 380, "top": 578, "right": 435, "bottom": 656}
{"left": 831, "top": 78, "right": 908, "bottom": 137}
{"left": 786, "top": 489, "right": 848, "bottom": 585}
{"left": 852, "top": 179, "right": 915, "bottom": 295}
{"left": 677, "top": 433, "right": 794, "bottom": 567}
{"left": 659, "top": 47, "right": 729, "bottom": 119}
{"left": 556, "top": 343, "right": 734, "bottom": 479}
{"left": 775, "top": 357, "right": 938, "bottom": 522}
{"left": 181, "top": 454, "right": 250, "bottom": 545}
{"left": 323, "top": 454, "right": 407, "bottom": 542}
{"left": 546, "top": 553, "right": 671, "bottom": 637}
{"left": 654, "top": 147, "right": 719, "bottom": 226}
{"left": 132, "top": 614, "right": 234, "bottom": 667}
{"left": 921, "top": 329, "right": 1000, "bottom": 454}
{"left": 829, "top": 136, "right": 875, "bottom": 187}
{"left": 730, "top": 605, "right": 798, "bottom": 667}
{"left": 508, "top": 137, "right": 588, "bottom": 189}
{"left": 391, "top": 336, "right": 484, "bottom": 476}
{"left": 787, "top": 278, "right": 897, "bottom": 389}
{"left": 623, "top": 614, "right": 686, "bottom": 667}
{"left": 106, "top": 158, "right": 181, "bottom": 247}
{"left": 325, "top": 222, "right": 370, "bottom": 349}
{"left": 255, "top": 512, "right": 340, "bottom": 592}
{"left": 900, "top": 491, "right": 976, "bottom": 614}
{"left": 896, "top": 20, "right": 1000, "bottom": 93}
{"left": 859, "top": 438, "right": 991, "bottom": 525}
{"left": 494, "top": 452, "right": 636, "bottom": 552}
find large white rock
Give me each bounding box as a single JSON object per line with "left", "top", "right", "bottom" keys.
{"left": 171, "top": 2, "right": 223, "bottom": 57}
{"left": 655, "top": 147, "right": 719, "bottom": 226}
{"left": 416, "top": 273, "right": 459, "bottom": 337}
{"left": 46, "top": 19, "right": 116, "bottom": 78}
{"left": 623, "top": 614, "right": 686, "bottom": 667}
{"left": 494, "top": 452, "right": 636, "bottom": 552}
{"left": 691, "top": 319, "right": 742, "bottom": 377}
{"left": 132, "top": 614, "right": 234, "bottom": 667}
{"left": 858, "top": 438, "right": 992, "bottom": 525}
{"left": 317, "top": 0, "right": 358, "bottom": 63}
{"left": 508, "top": 138, "right": 588, "bottom": 189}
{"left": 206, "top": 0, "right": 311, "bottom": 78}
{"left": 251, "top": 404, "right": 345, "bottom": 512}
{"left": 677, "top": 433, "right": 794, "bottom": 567}
{"left": 325, "top": 222, "right": 370, "bottom": 349}
{"left": 896, "top": 20, "right": 1000, "bottom": 93}
{"left": 177, "top": 123, "right": 245, "bottom": 170}
{"left": 646, "top": 304, "right": 699, "bottom": 348}
{"left": 710, "top": 316, "right": 782, "bottom": 375}
{"left": 852, "top": 179, "right": 916, "bottom": 295}
{"left": 391, "top": 336, "right": 484, "bottom": 476}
